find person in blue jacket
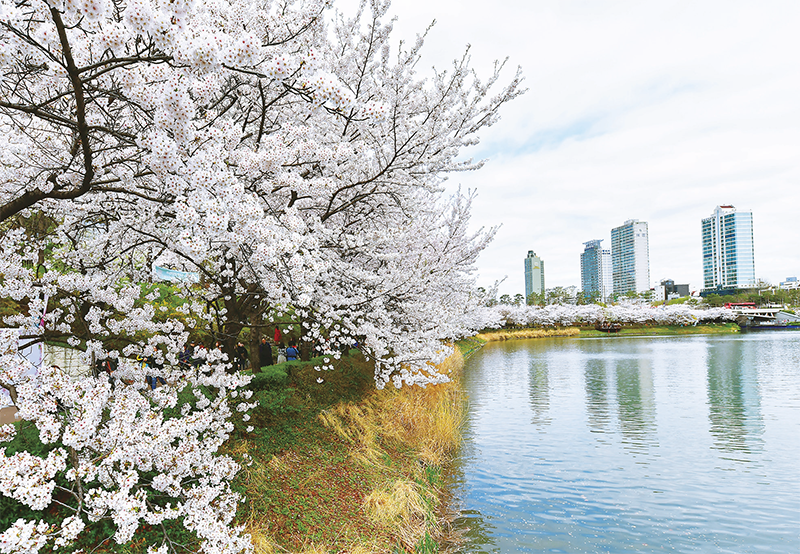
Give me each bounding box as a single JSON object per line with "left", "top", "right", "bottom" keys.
{"left": 285, "top": 344, "right": 299, "bottom": 361}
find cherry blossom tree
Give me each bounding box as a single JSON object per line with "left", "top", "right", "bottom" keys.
{"left": 1, "top": 0, "right": 522, "bottom": 551}
{"left": 480, "top": 301, "right": 737, "bottom": 330}
{"left": 52, "top": 0, "right": 522, "bottom": 385}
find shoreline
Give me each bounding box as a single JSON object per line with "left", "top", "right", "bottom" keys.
{"left": 232, "top": 349, "right": 466, "bottom": 553}
{"left": 437, "top": 321, "right": 743, "bottom": 550}
{"left": 226, "top": 322, "right": 745, "bottom": 552}
{"left": 473, "top": 323, "right": 740, "bottom": 343}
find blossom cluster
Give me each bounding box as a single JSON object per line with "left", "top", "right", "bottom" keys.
{"left": 476, "top": 301, "right": 738, "bottom": 329}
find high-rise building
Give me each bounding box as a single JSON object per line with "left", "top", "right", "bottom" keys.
{"left": 611, "top": 219, "right": 650, "bottom": 295}
{"left": 524, "top": 251, "right": 545, "bottom": 300}
{"left": 701, "top": 205, "right": 755, "bottom": 290}
{"left": 580, "top": 240, "right": 612, "bottom": 302}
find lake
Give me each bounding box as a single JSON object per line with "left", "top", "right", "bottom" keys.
{"left": 449, "top": 332, "right": 800, "bottom": 553}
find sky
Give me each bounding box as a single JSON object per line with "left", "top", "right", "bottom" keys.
{"left": 340, "top": 0, "right": 800, "bottom": 296}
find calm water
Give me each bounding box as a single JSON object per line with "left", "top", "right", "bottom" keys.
{"left": 450, "top": 333, "right": 800, "bottom": 553}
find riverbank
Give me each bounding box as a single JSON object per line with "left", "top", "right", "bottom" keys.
{"left": 472, "top": 323, "right": 740, "bottom": 343}
{"left": 474, "top": 327, "right": 580, "bottom": 342}
{"left": 578, "top": 322, "right": 740, "bottom": 337}
{"left": 231, "top": 349, "right": 465, "bottom": 553}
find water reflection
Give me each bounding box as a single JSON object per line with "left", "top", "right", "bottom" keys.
{"left": 451, "top": 334, "right": 799, "bottom": 553}
{"left": 444, "top": 510, "right": 498, "bottom": 553}
{"left": 615, "top": 356, "right": 657, "bottom": 455}
{"left": 584, "top": 359, "right": 611, "bottom": 434}
{"left": 528, "top": 358, "right": 551, "bottom": 427}
{"left": 706, "top": 339, "right": 764, "bottom": 458}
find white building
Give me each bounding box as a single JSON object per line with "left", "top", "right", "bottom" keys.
{"left": 611, "top": 219, "right": 651, "bottom": 295}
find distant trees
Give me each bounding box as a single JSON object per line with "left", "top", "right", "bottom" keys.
{"left": 705, "top": 294, "right": 726, "bottom": 307}
{"left": 481, "top": 302, "right": 737, "bottom": 329}
{"left": 546, "top": 286, "right": 577, "bottom": 305}
{"left": 704, "top": 287, "right": 799, "bottom": 308}
{"left": 526, "top": 291, "right": 545, "bottom": 306}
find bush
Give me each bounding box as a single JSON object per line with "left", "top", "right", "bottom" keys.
{"left": 250, "top": 366, "right": 290, "bottom": 391}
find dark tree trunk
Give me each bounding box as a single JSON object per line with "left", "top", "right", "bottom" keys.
{"left": 300, "top": 341, "right": 311, "bottom": 362}
{"left": 249, "top": 325, "right": 262, "bottom": 373}
{"left": 298, "top": 316, "right": 311, "bottom": 361}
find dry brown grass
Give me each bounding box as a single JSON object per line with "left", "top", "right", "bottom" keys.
{"left": 363, "top": 478, "right": 436, "bottom": 550}
{"left": 239, "top": 347, "right": 465, "bottom": 553}
{"left": 314, "top": 348, "right": 465, "bottom": 549}
{"left": 318, "top": 348, "right": 465, "bottom": 468}
{"left": 246, "top": 525, "right": 279, "bottom": 554}
{"left": 382, "top": 347, "right": 465, "bottom": 464}
{"left": 475, "top": 327, "right": 579, "bottom": 342}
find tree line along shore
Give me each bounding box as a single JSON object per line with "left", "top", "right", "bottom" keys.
{"left": 474, "top": 322, "right": 741, "bottom": 342}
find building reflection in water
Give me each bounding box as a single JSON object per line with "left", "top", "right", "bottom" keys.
{"left": 614, "top": 355, "right": 657, "bottom": 455}
{"left": 528, "top": 356, "right": 551, "bottom": 428}
{"left": 584, "top": 358, "right": 611, "bottom": 435}
{"left": 706, "top": 339, "right": 763, "bottom": 458}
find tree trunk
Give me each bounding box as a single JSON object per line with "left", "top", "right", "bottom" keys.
{"left": 249, "top": 325, "right": 262, "bottom": 373}
{"left": 300, "top": 341, "right": 311, "bottom": 362}
{"left": 299, "top": 316, "right": 311, "bottom": 361}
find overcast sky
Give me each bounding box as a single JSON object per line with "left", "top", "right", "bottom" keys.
{"left": 342, "top": 0, "right": 800, "bottom": 296}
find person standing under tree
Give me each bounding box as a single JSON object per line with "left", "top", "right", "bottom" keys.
{"left": 235, "top": 342, "right": 249, "bottom": 371}
{"left": 259, "top": 337, "right": 273, "bottom": 368}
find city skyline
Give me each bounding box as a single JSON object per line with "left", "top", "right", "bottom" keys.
{"left": 373, "top": 0, "right": 798, "bottom": 296}
{"left": 524, "top": 207, "right": 765, "bottom": 298}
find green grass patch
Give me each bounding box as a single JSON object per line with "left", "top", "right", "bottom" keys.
{"left": 455, "top": 337, "right": 486, "bottom": 360}
{"left": 228, "top": 349, "right": 457, "bottom": 552}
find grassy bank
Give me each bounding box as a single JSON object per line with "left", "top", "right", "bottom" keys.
{"left": 474, "top": 327, "right": 580, "bottom": 342}
{"left": 471, "top": 323, "right": 740, "bottom": 343}
{"left": 232, "top": 349, "right": 465, "bottom": 553}
{"left": 578, "top": 322, "right": 740, "bottom": 337}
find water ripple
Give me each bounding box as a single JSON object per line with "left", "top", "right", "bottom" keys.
{"left": 451, "top": 333, "right": 800, "bottom": 553}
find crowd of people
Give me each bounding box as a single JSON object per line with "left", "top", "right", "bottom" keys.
{"left": 94, "top": 327, "right": 308, "bottom": 391}
{"left": 174, "top": 327, "right": 303, "bottom": 377}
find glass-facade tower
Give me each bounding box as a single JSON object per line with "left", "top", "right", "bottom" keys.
{"left": 524, "top": 251, "right": 545, "bottom": 301}
{"left": 581, "top": 240, "right": 612, "bottom": 302}
{"left": 611, "top": 219, "right": 650, "bottom": 295}
{"left": 702, "top": 205, "right": 755, "bottom": 290}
